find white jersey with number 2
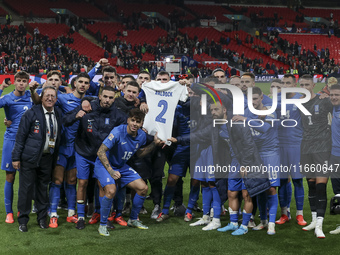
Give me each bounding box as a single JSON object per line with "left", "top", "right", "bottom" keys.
{"left": 142, "top": 81, "right": 188, "bottom": 144}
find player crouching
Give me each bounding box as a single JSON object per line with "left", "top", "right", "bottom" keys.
{"left": 95, "top": 109, "right": 163, "bottom": 236}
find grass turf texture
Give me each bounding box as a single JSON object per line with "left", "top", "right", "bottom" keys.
{"left": 0, "top": 83, "right": 339, "bottom": 254}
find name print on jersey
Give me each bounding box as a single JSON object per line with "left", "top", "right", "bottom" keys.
{"left": 155, "top": 91, "right": 173, "bottom": 97}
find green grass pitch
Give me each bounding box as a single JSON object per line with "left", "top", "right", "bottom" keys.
{"left": 0, "top": 83, "right": 339, "bottom": 254}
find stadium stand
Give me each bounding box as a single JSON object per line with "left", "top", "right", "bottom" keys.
{"left": 4, "top": 0, "right": 108, "bottom": 19}
{"left": 0, "top": 6, "right": 8, "bottom": 17}
{"left": 111, "top": 0, "right": 195, "bottom": 21}
{"left": 299, "top": 8, "right": 340, "bottom": 21}
{"left": 179, "top": 27, "right": 289, "bottom": 71}
{"left": 232, "top": 5, "right": 309, "bottom": 28}
{"left": 24, "top": 22, "right": 105, "bottom": 61}
{"left": 276, "top": 34, "right": 340, "bottom": 64}
{"left": 185, "top": 4, "right": 232, "bottom": 22}
{"left": 86, "top": 22, "right": 168, "bottom": 46}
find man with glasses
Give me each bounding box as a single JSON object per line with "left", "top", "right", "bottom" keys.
{"left": 12, "top": 86, "right": 62, "bottom": 232}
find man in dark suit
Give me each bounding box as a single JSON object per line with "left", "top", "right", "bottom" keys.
{"left": 12, "top": 86, "right": 62, "bottom": 232}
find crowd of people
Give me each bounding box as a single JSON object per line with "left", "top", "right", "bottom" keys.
{"left": 0, "top": 24, "right": 95, "bottom": 77}
{"left": 0, "top": 17, "right": 339, "bottom": 82}
{"left": 96, "top": 22, "right": 340, "bottom": 77}
{"left": 1, "top": 58, "right": 340, "bottom": 239}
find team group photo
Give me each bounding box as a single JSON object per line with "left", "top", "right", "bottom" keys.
{"left": 0, "top": 0, "right": 340, "bottom": 254}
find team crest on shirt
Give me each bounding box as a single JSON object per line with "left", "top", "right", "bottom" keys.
{"left": 315, "top": 105, "right": 319, "bottom": 114}
{"left": 108, "top": 134, "right": 114, "bottom": 140}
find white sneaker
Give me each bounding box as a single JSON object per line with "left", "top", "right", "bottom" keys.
{"left": 189, "top": 215, "right": 210, "bottom": 227}
{"left": 267, "top": 222, "right": 276, "bottom": 235}
{"left": 330, "top": 226, "right": 340, "bottom": 234}
{"left": 253, "top": 221, "right": 268, "bottom": 231}
{"left": 248, "top": 218, "right": 256, "bottom": 228}
{"left": 210, "top": 208, "right": 214, "bottom": 218}
{"left": 315, "top": 225, "right": 325, "bottom": 238}
{"left": 150, "top": 204, "right": 161, "bottom": 219}
{"left": 202, "top": 218, "right": 221, "bottom": 231}
{"left": 302, "top": 221, "right": 316, "bottom": 231}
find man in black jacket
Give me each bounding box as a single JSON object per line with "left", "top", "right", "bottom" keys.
{"left": 115, "top": 81, "right": 140, "bottom": 114}
{"left": 12, "top": 86, "right": 62, "bottom": 232}
{"left": 63, "top": 86, "right": 126, "bottom": 229}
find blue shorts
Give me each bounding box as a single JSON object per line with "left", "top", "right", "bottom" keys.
{"left": 228, "top": 158, "right": 246, "bottom": 191}
{"left": 280, "top": 145, "right": 303, "bottom": 179}
{"left": 75, "top": 152, "right": 95, "bottom": 180}
{"left": 57, "top": 145, "right": 76, "bottom": 171}
{"left": 260, "top": 152, "right": 280, "bottom": 187}
{"left": 192, "top": 146, "right": 216, "bottom": 182}
{"left": 1, "top": 140, "right": 16, "bottom": 172}
{"left": 169, "top": 146, "right": 190, "bottom": 177}
{"left": 94, "top": 158, "right": 142, "bottom": 188}
{"left": 228, "top": 178, "right": 246, "bottom": 191}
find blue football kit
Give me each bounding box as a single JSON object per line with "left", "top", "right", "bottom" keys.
{"left": 95, "top": 124, "right": 148, "bottom": 224}
{"left": 0, "top": 89, "right": 32, "bottom": 214}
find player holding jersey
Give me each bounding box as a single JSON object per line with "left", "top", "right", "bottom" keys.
{"left": 156, "top": 96, "right": 191, "bottom": 222}
{"left": 96, "top": 109, "right": 162, "bottom": 236}
{"left": 0, "top": 71, "right": 32, "bottom": 224}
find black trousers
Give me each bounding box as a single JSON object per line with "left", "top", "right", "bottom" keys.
{"left": 149, "top": 148, "right": 166, "bottom": 206}
{"left": 330, "top": 154, "right": 340, "bottom": 195}
{"left": 173, "top": 177, "right": 183, "bottom": 206}
{"left": 18, "top": 154, "right": 53, "bottom": 225}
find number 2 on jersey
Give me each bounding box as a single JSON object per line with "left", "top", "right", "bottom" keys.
{"left": 155, "top": 100, "right": 168, "bottom": 124}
